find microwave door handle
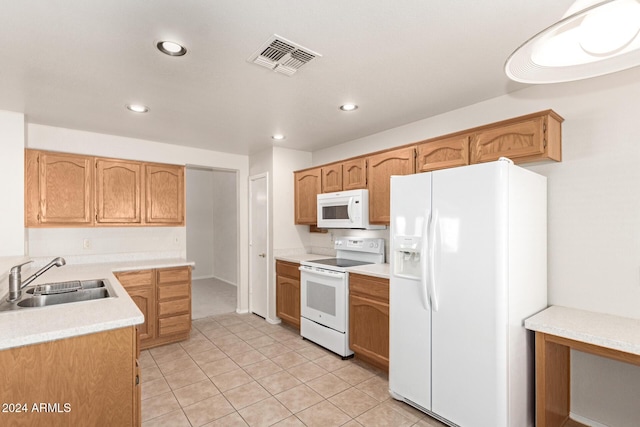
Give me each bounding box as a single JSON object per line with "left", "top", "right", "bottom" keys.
{"left": 347, "top": 197, "right": 355, "bottom": 223}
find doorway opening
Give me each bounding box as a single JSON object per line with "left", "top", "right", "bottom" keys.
{"left": 186, "top": 166, "right": 239, "bottom": 319}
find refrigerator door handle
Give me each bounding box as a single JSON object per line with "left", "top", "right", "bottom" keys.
{"left": 420, "top": 208, "right": 431, "bottom": 311}
{"left": 347, "top": 197, "right": 355, "bottom": 222}
{"left": 428, "top": 209, "right": 439, "bottom": 311}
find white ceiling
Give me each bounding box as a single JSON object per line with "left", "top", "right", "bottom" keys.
{"left": 0, "top": 0, "right": 575, "bottom": 155}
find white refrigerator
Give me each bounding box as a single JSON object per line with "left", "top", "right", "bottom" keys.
{"left": 388, "top": 159, "right": 547, "bottom": 427}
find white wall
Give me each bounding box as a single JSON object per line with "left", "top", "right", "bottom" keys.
{"left": 0, "top": 111, "right": 25, "bottom": 258}
{"left": 311, "top": 67, "right": 640, "bottom": 426}
{"left": 249, "top": 147, "right": 312, "bottom": 323}
{"left": 0, "top": 110, "right": 26, "bottom": 285}
{"left": 273, "top": 147, "right": 313, "bottom": 253}
{"left": 211, "top": 169, "right": 238, "bottom": 285}
{"left": 25, "top": 123, "right": 251, "bottom": 313}
{"left": 186, "top": 167, "right": 215, "bottom": 279}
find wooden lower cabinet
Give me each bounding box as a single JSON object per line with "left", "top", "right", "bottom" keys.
{"left": 116, "top": 266, "right": 191, "bottom": 350}
{"left": 0, "top": 327, "right": 139, "bottom": 426}
{"left": 116, "top": 270, "right": 156, "bottom": 344}
{"left": 275, "top": 260, "right": 301, "bottom": 329}
{"left": 349, "top": 273, "right": 389, "bottom": 371}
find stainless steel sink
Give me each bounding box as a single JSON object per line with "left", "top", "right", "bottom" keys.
{"left": 18, "top": 287, "right": 110, "bottom": 307}
{"left": 0, "top": 279, "right": 116, "bottom": 312}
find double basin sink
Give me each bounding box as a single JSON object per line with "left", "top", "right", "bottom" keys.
{"left": 0, "top": 279, "right": 115, "bottom": 311}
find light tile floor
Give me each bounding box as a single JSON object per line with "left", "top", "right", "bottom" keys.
{"left": 141, "top": 312, "right": 448, "bottom": 427}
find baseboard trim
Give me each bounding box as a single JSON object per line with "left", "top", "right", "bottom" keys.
{"left": 213, "top": 276, "right": 237, "bottom": 287}
{"left": 569, "top": 412, "right": 607, "bottom": 427}
{"left": 236, "top": 308, "right": 249, "bottom": 314}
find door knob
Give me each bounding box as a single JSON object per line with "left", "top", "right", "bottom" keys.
{"left": 258, "top": 253, "right": 266, "bottom": 258}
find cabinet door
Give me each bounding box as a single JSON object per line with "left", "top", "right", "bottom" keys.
{"left": 276, "top": 275, "right": 300, "bottom": 328}
{"left": 349, "top": 293, "right": 390, "bottom": 371}
{"left": 321, "top": 163, "right": 342, "bottom": 193}
{"left": 367, "top": 146, "right": 415, "bottom": 224}
{"left": 116, "top": 270, "right": 156, "bottom": 344}
{"left": 342, "top": 158, "right": 367, "bottom": 190}
{"left": 0, "top": 327, "right": 136, "bottom": 427}
{"left": 96, "top": 159, "right": 142, "bottom": 224}
{"left": 416, "top": 134, "right": 470, "bottom": 172}
{"left": 294, "top": 167, "right": 321, "bottom": 224}
{"left": 470, "top": 111, "right": 563, "bottom": 164}
{"left": 145, "top": 164, "right": 185, "bottom": 225}
{"left": 36, "top": 151, "right": 94, "bottom": 225}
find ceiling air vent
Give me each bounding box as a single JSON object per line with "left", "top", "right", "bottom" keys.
{"left": 248, "top": 34, "right": 321, "bottom": 77}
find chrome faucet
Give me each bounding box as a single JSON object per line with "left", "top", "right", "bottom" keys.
{"left": 7, "top": 257, "right": 66, "bottom": 302}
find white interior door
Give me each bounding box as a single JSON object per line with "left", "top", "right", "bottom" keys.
{"left": 249, "top": 173, "right": 268, "bottom": 318}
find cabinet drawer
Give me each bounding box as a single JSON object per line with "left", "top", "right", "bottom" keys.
{"left": 115, "top": 270, "right": 154, "bottom": 288}
{"left": 350, "top": 274, "right": 389, "bottom": 302}
{"left": 157, "top": 267, "right": 190, "bottom": 285}
{"left": 158, "top": 314, "right": 191, "bottom": 337}
{"left": 158, "top": 298, "right": 190, "bottom": 317}
{"left": 157, "top": 283, "right": 190, "bottom": 301}
{"left": 276, "top": 261, "right": 300, "bottom": 279}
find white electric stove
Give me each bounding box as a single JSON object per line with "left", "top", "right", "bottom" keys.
{"left": 299, "top": 237, "right": 385, "bottom": 357}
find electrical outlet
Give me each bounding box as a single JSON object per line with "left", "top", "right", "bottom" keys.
{"left": 83, "top": 238, "right": 91, "bottom": 250}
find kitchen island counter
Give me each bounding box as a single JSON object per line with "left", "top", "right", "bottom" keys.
{"left": 0, "top": 258, "right": 193, "bottom": 350}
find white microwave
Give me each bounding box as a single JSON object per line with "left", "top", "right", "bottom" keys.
{"left": 317, "top": 189, "right": 385, "bottom": 229}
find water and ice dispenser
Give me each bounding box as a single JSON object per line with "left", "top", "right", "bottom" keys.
{"left": 393, "top": 235, "right": 423, "bottom": 279}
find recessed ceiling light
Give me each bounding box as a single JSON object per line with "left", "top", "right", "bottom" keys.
{"left": 272, "top": 134, "right": 286, "bottom": 141}
{"left": 340, "top": 103, "right": 358, "bottom": 112}
{"left": 126, "top": 104, "right": 149, "bottom": 113}
{"left": 156, "top": 41, "right": 187, "bottom": 57}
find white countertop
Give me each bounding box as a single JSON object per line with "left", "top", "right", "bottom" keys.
{"left": 525, "top": 305, "right": 640, "bottom": 356}
{"left": 346, "top": 263, "right": 390, "bottom": 279}
{"left": 275, "top": 254, "right": 390, "bottom": 279}
{"left": 0, "top": 258, "right": 193, "bottom": 351}
{"left": 274, "top": 253, "right": 331, "bottom": 264}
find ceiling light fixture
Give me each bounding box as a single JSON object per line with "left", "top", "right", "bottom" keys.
{"left": 505, "top": 0, "right": 640, "bottom": 83}
{"left": 126, "top": 104, "right": 149, "bottom": 113}
{"left": 156, "top": 41, "right": 188, "bottom": 57}
{"left": 272, "top": 134, "right": 286, "bottom": 141}
{"left": 340, "top": 103, "right": 358, "bottom": 111}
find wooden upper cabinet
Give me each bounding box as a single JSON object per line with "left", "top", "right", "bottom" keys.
{"left": 25, "top": 150, "right": 93, "bottom": 226}
{"left": 367, "top": 146, "right": 415, "bottom": 224}
{"left": 145, "top": 164, "right": 185, "bottom": 225}
{"left": 470, "top": 110, "right": 563, "bottom": 164}
{"left": 294, "top": 167, "right": 321, "bottom": 224}
{"left": 321, "top": 163, "right": 342, "bottom": 193}
{"left": 96, "top": 159, "right": 142, "bottom": 224}
{"left": 342, "top": 158, "right": 367, "bottom": 190}
{"left": 25, "top": 149, "right": 185, "bottom": 228}
{"left": 416, "top": 134, "right": 470, "bottom": 172}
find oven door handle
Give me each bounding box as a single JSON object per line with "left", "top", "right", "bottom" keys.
{"left": 299, "top": 266, "right": 344, "bottom": 279}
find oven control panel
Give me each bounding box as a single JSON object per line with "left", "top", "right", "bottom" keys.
{"left": 334, "top": 237, "right": 385, "bottom": 254}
